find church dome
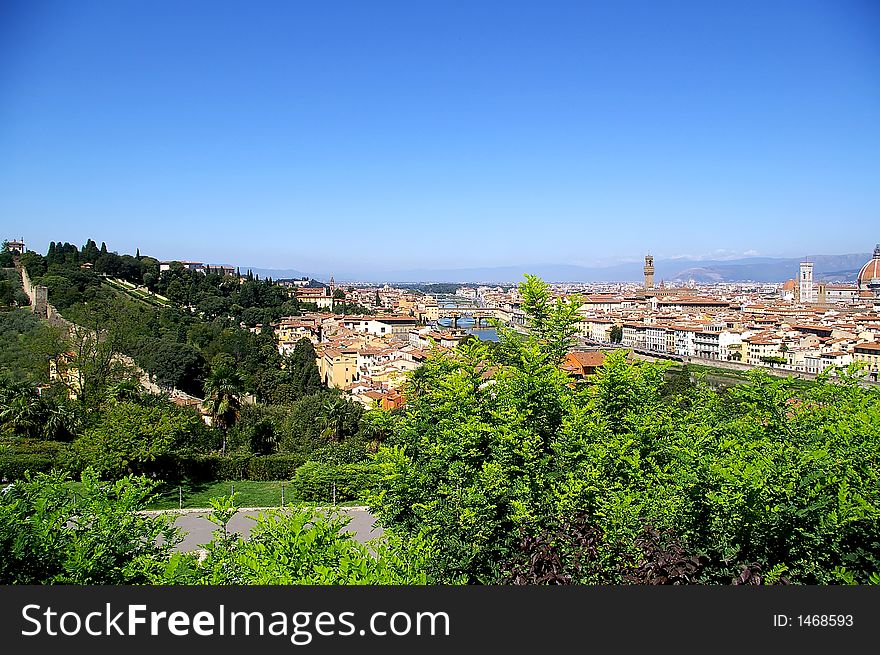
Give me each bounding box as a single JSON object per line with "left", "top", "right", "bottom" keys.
{"left": 858, "top": 245, "right": 880, "bottom": 290}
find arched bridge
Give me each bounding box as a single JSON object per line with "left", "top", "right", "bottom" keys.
{"left": 435, "top": 306, "right": 509, "bottom": 327}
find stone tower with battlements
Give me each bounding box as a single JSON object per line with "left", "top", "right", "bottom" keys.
{"left": 644, "top": 254, "right": 655, "bottom": 291}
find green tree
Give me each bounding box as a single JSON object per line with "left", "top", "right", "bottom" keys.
{"left": 360, "top": 407, "right": 396, "bottom": 452}
{"left": 276, "top": 392, "right": 363, "bottom": 457}
{"left": 610, "top": 325, "right": 623, "bottom": 343}
{"left": 285, "top": 338, "right": 323, "bottom": 397}
{"left": 0, "top": 382, "right": 45, "bottom": 438}
{"left": 371, "top": 274, "right": 880, "bottom": 585}
{"left": 105, "top": 379, "right": 142, "bottom": 404}
{"left": 72, "top": 400, "right": 211, "bottom": 477}
{"left": 141, "top": 339, "right": 207, "bottom": 396}
{"left": 40, "top": 397, "right": 81, "bottom": 441}
{"left": 203, "top": 354, "right": 245, "bottom": 453}
{"left": 516, "top": 274, "right": 582, "bottom": 363}
{"left": 0, "top": 470, "right": 179, "bottom": 584}
{"left": 319, "top": 394, "right": 352, "bottom": 442}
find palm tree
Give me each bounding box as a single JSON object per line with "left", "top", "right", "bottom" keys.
{"left": 405, "top": 366, "right": 432, "bottom": 400}
{"left": 318, "top": 394, "right": 349, "bottom": 442}
{"left": 0, "top": 383, "right": 44, "bottom": 438}
{"left": 42, "top": 400, "right": 80, "bottom": 441}
{"left": 203, "top": 365, "right": 244, "bottom": 454}
{"left": 360, "top": 407, "right": 394, "bottom": 452}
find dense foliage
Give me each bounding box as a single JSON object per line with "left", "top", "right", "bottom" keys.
{"left": 152, "top": 495, "right": 426, "bottom": 585}
{"left": 0, "top": 470, "right": 178, "bottom": 584}
{"left": 291, "top": 461, "right": 380, "bottom": 503}
{"left": 1, "top": 241, "right": 380, "bottom": 484}
{"left": 70, "top": 400, "right": 216, "bottom": 477}
{"left": 18, "top": 242, "right": 302, "bottom": 399}
{"left": 370, "top": 275, "right": 880, "bottom": 585}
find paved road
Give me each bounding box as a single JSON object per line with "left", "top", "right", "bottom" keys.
{"left": 164, "top": 508, "right": 382, "bottom": 552}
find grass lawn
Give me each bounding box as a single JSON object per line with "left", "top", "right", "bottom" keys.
{"left": 63, "top": 479, "right": 362, "bottom": 509}
{"left": 144, "top": 480, "right": 362, "bottom": 510}
{"left": 146, "top": 480, "right": 287, "bottom": 509}
{"left": 102, "top": 278, "right": 170, "bottom": 308}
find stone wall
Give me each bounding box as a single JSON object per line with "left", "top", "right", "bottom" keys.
{"left": 15, "top": 260, "right": 206, "bottom": 402}
{"left": 17, "top": 262, "right": 48, "bottom": 319}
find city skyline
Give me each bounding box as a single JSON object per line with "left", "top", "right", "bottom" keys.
{"left": 5, "top": 233, "right": 876, "bottom": 284}
{"left": 2, "top": 1, "right": 879, "bottom": 270}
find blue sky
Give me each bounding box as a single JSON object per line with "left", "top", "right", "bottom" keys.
{"left": 1, "top": 0, "right": 878, "bottom": 274}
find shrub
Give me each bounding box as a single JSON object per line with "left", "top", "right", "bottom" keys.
{"left": 169, "top": 454, "right": 300, "bottom": 482}
{"left": 290, "top": 461, "right": 380, "bottom": 502}
{"left": 0, "top": 439, "right": 72, "bottom": 480}
{"left": 246, "top": 454, "right": 303, "bottom": 481}
{"left": 172, "top": 454, "right": 251, "bottom": 482}
{"left": 0, "top": 452, "right": 55, "bottom": 480}
{"left": 0, "top": 470, "right": 179, "bottom": 583}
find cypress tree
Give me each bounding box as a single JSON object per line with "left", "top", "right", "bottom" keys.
{"left": 289, "top": 338, "right": 323, "bottom": 396}
{"left": 82, "top": 239, "right": 99, "bottom": 262}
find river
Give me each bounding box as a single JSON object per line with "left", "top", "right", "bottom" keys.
{"left": 434, "top": 317, "right": 499, "bottom": 342}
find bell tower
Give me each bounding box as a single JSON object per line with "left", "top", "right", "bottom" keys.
{"left": 644, "top": 254, "right": 655, "bottom": 291}
{"left": 799, "top": 260, "right": 815, "bottom": 304}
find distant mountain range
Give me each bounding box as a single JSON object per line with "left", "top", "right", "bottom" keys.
{"left": 247, "top": 252, "right": 871, "bottom": 285}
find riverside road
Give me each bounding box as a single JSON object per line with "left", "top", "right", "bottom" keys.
{"left": 146, "top": 507, "right": 382, "bottom": 552}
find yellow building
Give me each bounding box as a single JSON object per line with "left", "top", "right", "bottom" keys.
{"left": 49, "top": 352, "right": 82, "bottom": 400}
{"left": 275, "top": 319, "right": 320, "bottom": 353}
{"left": 745, "top": 336, "right": 783, "bottom": 367}
{"left": 319, "top": 347, "right": 359, "bottom": 389}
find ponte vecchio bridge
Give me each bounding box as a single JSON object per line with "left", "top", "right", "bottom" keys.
{"left": 435, "top": 306, "right": 510, "bottom": 327}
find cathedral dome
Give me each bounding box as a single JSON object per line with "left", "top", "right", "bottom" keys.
{"left": 858, "top": 245, "right": 880, "bottom": 290}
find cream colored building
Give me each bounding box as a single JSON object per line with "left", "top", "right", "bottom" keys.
{"left": 745, "top": 336, "right": 784, "bottom": 367}
{"left": 320, "top": 347, "right": 359, "bottom": 389}
{"left": 853, "top": 342, "right": 880, "bottom": 380}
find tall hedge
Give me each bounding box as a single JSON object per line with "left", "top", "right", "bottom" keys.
{"left": 0, "top": 440, "right": 72, "bottom": 481}
{"left": 0, "top": 444, "right": 301, "bottom": 483}
{"left": 290, "top": 461, "right": 379, "bottom": 502}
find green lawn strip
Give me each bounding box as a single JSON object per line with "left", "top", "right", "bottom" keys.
{"left": 147, "top": 480, "right": 288, "bottom": 509}
{"left": 146, "top": 480, "right": 362, "bottom": 509}
{"left": 64, "top": 479, "right": 361, "bottom": 509}
{"left": 101, "top": 279, "right": 168, "bottom": 308}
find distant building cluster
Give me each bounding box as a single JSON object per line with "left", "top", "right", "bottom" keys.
{"left": 159, "top": 261, "right": 236, "bottom": 276}
{"left": 33, "top": 240, "right": 880, "bottom": 408}
{"left": 569, "top": 248, "right": 880, "bottom": 381}
{"left": 267, "top": 282, "right": 527, "bottom": 407}
{"left": 265, "top": 246, "right": 880, "bottom": 410}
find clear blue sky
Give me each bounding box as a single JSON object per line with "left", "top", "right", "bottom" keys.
{"left": 1, "top": 0, "right": 878, "bottom": 274}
